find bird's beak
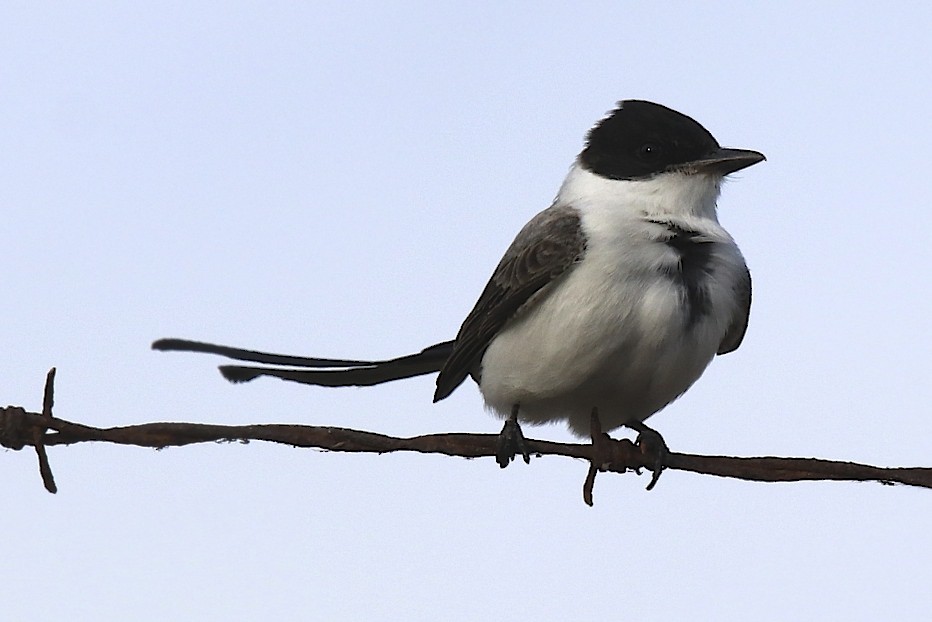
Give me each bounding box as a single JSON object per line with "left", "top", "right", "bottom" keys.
{"left": 685, "top": 147, "right": 766, "bottom": 175}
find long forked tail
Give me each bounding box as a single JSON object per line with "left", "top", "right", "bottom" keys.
{"left": 152, "top": 338, "right": 454, "bottom": 387}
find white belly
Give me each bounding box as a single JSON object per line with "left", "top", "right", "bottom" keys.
{"left": 478, "top": 216, "right": 744, "bottom": 437}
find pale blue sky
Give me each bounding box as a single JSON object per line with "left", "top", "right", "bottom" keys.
{"left": 3, "top": 2, "right": 931, "bottom": 620}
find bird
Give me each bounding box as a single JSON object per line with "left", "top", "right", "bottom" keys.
{"left": 154, "top": 99, "right": 764, "bottom": 471}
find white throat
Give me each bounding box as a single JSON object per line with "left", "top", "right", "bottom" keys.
{"left": 555, "top": 162, "right": 724, "bottom": 222}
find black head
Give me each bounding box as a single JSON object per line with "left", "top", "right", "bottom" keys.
{"left": 580, "top": 100, "right": 762, "bottom": 180}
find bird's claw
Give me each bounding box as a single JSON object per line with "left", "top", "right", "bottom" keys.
{"left": 634, "top": 427, "right": 669, "bottom": 490}
{"left": 496, "top": 415, "right": 531, "bottom": 468}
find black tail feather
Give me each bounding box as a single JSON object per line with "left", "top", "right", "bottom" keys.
{"left": 154, "top": 337, "right": 455, "bottom": 388}
{"left": 152, "top": 338, "right": 372, "bottom": 367}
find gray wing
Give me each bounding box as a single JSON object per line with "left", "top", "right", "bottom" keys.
{"left": 433, "top": 205, "right": 586, "bottom": 401}
{"left": 717, "top": 266, "right": 751, "bottom": 355}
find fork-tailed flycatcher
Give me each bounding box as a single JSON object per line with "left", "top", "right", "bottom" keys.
{"left": 154, "top": 99, "right": 765, "bottom": 470}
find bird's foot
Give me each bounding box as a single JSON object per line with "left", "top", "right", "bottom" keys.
{"left": 496, "top": 408, "right": 531, "bottom": 468}
{"left": 627, "top": 422, "right": 669, "bottom": 491}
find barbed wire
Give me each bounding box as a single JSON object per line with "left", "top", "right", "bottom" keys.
{"left": 2, "top": 368, "right": 929, "bottom": 505}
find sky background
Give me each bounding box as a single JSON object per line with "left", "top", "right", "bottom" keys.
{"left": 3, "top": 2, "right": 931, "bottom": 620}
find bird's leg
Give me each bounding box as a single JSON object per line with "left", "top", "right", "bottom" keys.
{"left": 625, "top": 420, "right": 669, "bottom": 490}
{"left": 496, "top": 405, "right": 531, "bottom": 468}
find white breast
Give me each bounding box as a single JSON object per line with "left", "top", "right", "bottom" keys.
{"left": 478, "top": 164, "right": 748, "bottom": 436}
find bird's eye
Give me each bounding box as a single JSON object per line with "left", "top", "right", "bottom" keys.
{"left": 637, "top": 143, "right": 662, "bottom": 161}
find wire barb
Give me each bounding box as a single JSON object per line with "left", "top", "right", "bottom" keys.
{"left": 0, "top": 368, "right": 58, "bottom": 493}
